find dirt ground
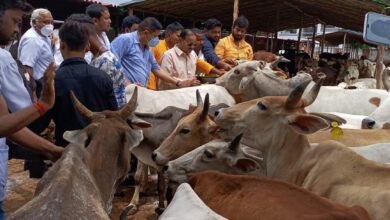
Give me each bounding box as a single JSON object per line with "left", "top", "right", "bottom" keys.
{"left": 4, "top": 159, "right": 158, "bottom": 220}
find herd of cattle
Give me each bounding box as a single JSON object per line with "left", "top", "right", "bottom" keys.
{"left": 8, "top": 51, "right": 390, "bottom": 220}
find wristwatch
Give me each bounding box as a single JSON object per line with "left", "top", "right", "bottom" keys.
{"left": 176, "top": 80, "right": 182, "bottom": 87}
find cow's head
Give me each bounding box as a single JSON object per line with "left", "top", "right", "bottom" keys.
{"left": 166, "top": 134, "right": 264, "bottom": 184}
{"left": 344, "top": 60, "right": 360, "bottom": 84}
{"left": 152, "top": 90, "right": 218, "bottom": 166}
{"left": 214, "top": 80, "right": 328, "bottom": 151}
{"left": 361, "top": 96, "right": 390, "bottom": 129}
{"left": 216, "top": 61, "right": 264, "bottom": 96}
{"left": 62, "top": 88, "right": 150, "bottom": 211}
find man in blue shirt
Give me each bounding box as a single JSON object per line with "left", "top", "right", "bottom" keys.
{"left": 202, "top": 18, "right": 232, "bottom": 71}
{"left": 0, "top": 1, "right": 63, "bottom": 218}
{"left": 111, "top": 17, "right": 197, "bottom": 88}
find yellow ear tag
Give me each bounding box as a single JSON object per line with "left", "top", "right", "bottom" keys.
{"left": 278, "top": 76, "right": 287, "bottom": 80}
{"left": 330, "top": 121, "right": 343, "bottom": 139}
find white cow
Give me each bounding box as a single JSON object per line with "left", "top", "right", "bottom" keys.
{"left": 361, "top": 96, "right": 390, "bottom": 129}
{"left": 125, "top": 85, "right": 235, "bottom": 113}
{"left": 159, "top": 183, "right": 227, "bottom": 220}
{"left": 325, "top": 112, "right": 368, "bottom": 129}
{"left": 337, "top": 78, "right": 376, "bottom": 89}
{"left": 305, "top": 84, "right": 389, "bottom": 115}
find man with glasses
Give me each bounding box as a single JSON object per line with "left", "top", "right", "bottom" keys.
{"left": 215, "top": 16, "right": 253, "bottom": 65}
{"left": 18, "top": 8, "right": 55, "bottom": 98}
{"left": 158, "top": 29, "right": 204, "bottom": 90}
{"left": 111, "top": 17, "right": 196, "bottom": 88}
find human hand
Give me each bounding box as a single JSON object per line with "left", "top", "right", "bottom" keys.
{"left": 223, "top": 58, "right": 236, "bottom": 66}
{"left": 46, "top": 146, "right": 64, "bottom": 162}
{"left": 39, "top": 63, "right": 56, "bottom": 111}
{"left": 222, "top": 63, "right": 233, "bottom": 71}
{"left": 179, "top": 78, "right": 201, "bottom": 87}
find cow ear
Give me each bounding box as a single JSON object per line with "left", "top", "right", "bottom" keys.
{"left": 130, "top": 117, "right": 152, "bottom": 128}
{"left": 287, "top": 114, "right": 329, "bottom": 135}
{"left": 63, "top": 130, "right": 88, "bottom": 145}
{"left": 369, "top": 97, "right": 381, "bottom": 107}
{"left": 233, "top": 158, "right": 261, "bottom": 173}
{"left": 239, "top": 76, "right": 254, "bottom": 91}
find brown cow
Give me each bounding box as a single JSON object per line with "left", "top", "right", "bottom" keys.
{"left": 152, "top": 91, "right": 218, "bottom": 166}
{"left": 189, "top": 171, "right": 370, "bottom": 220}
{"left": 9, "top": 88, "right": 147, "bottom": 220}
{"left": 214, "top": 81, "right": 390, "bottom": 220}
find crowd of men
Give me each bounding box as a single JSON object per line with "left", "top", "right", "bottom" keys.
{"left": 0, "top": 0, "right": 254, "bottom": 218}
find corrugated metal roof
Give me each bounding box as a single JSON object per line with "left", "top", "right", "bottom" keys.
{"left": 82, "top": 0, "right": 144, "bottom": 7}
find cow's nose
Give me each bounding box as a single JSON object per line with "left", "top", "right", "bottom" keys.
{"left": 163, "top": 165, "right": 169, "bottom": 172}
{"left": 214, "top": 110, "right": 220, "bottom": 117}
{"left": 362, "top": 118, "right": 376, "bottom": 129}
{"left": 151, "top": 152, "right": 157, "bottom": 161}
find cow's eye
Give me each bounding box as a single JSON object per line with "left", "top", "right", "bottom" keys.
{"left": 179, "top": 128, "right": 190, "bottom": 134}
{"left": 257, "top": 102, "right": 267, "bottom": 111}
{"left": 234, "top": 69, "right": 240, "bottom": 75}
{"left": 204, "top": 150, "right": 214, "bottom": 159}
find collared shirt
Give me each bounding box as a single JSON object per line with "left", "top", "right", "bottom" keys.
{"left": 18, "top": 28, "right": 54, "bottom": 80}
{"left": 202, "top": 35, "right": 221, "bottom": 65}
{"left": 148, "top": 40, "right": 214, "bottom": 90}
{"left": 215, "top": 34, "right": 253, "bottom": 61}
{"left": 99, "top": 32, "right": 111, "bottom": 50}
{"left": 91, "top": 51, "right": 127, "bottom": 107}
{"left": 44, "top": 57, "right": 117, "bottom": 147}
{"left": 0, "top": 48, "right": 33, "bottom": 202}
{"left": 159, "top": 46, "right": 197, "bottom": 90}
{"left": 111, "top": 31, "right": 160, "bottom": 87}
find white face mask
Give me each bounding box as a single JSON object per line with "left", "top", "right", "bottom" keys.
{"left": 40, "top": 24, "right": 54, "bottom": 37}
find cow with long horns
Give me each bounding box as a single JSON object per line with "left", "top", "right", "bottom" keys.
{"left": 9, "top": 88, "right": 149, "bottom": 220}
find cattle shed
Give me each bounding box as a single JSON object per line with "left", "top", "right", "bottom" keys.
{"left": 126, "top": 0, "right": 386, "bottom": 32}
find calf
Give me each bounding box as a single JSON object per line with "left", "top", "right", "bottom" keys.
{"left": 189, "top": 171, "right": 370, "bottom": 220}
{"left": 167, "top": 134, "right": 264, "bottom": 184}
{"left": 214, "top": 80, "right": 390, "bottom": 220}
{"left": 152, "top": 92, "right": 217, "bottom": 166}
{"left": 9, "top": 89, "right": 145, "bottom": 220}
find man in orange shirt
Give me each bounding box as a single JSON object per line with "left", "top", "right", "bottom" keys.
{"left": 215, "top": 16, "right": 253, "bottom": 65}
{"left": 147, "top": 22, "right": 222, "bottom": 90}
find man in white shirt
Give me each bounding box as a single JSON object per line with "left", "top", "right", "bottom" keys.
{"left": 0, "top": 1, "right": 63, "bottom": 218}
{"left": 18, "top": 8, "right": 54, "bottom": 97}
{"left": 159, "top": 29, "right": 201, "bottom": 90}
{"left": 86, "top": 3, "right": 111, "bottom": 50}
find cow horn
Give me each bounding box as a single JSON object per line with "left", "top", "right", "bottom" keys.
{"left": 228, "top": 133, "right": 243, "bottom": 152}
{"left": 200, "top": 93, "right": 210, "bottom": 120}
{"left": 383, "top": 68, "right": 390, "bottom": 91}
{"left": 120, "top": 87, "right": 138, "bottom": 119}
{"left": 196, "top": 89, "right": 203, "bottom": 106}
{"left": 301, "top": 77, "right": 324, "bottom": 107}
{"left": 70, "top": 91, "right": 95, "bottom": 121}
{"left": 270, "top": 56, "right": 290, "bottom": 69}
{"left": 285, "top": 80, "right": 311, "bottom": 109}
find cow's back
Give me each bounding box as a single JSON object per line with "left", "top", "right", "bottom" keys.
{"left": 125, "top": 84, "right": 235, "bottom": 113}
{"left": 189, "top": 171, "right": 370, "bottom": 220}
{"left": 308, "top": 129, "right": 390, "bottom": 147}
{"left": 305, "top": 86, "right": 389, "bottom": 115}
{"left": 9, "top": 145, "right": 109, "bottom": 220}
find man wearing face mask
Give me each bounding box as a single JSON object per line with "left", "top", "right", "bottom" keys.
{"left": 111, "top": 17, "right": 197, "bottom": 88}
{"left": 18, "top": 8, "right": 55, "bottom": 99}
